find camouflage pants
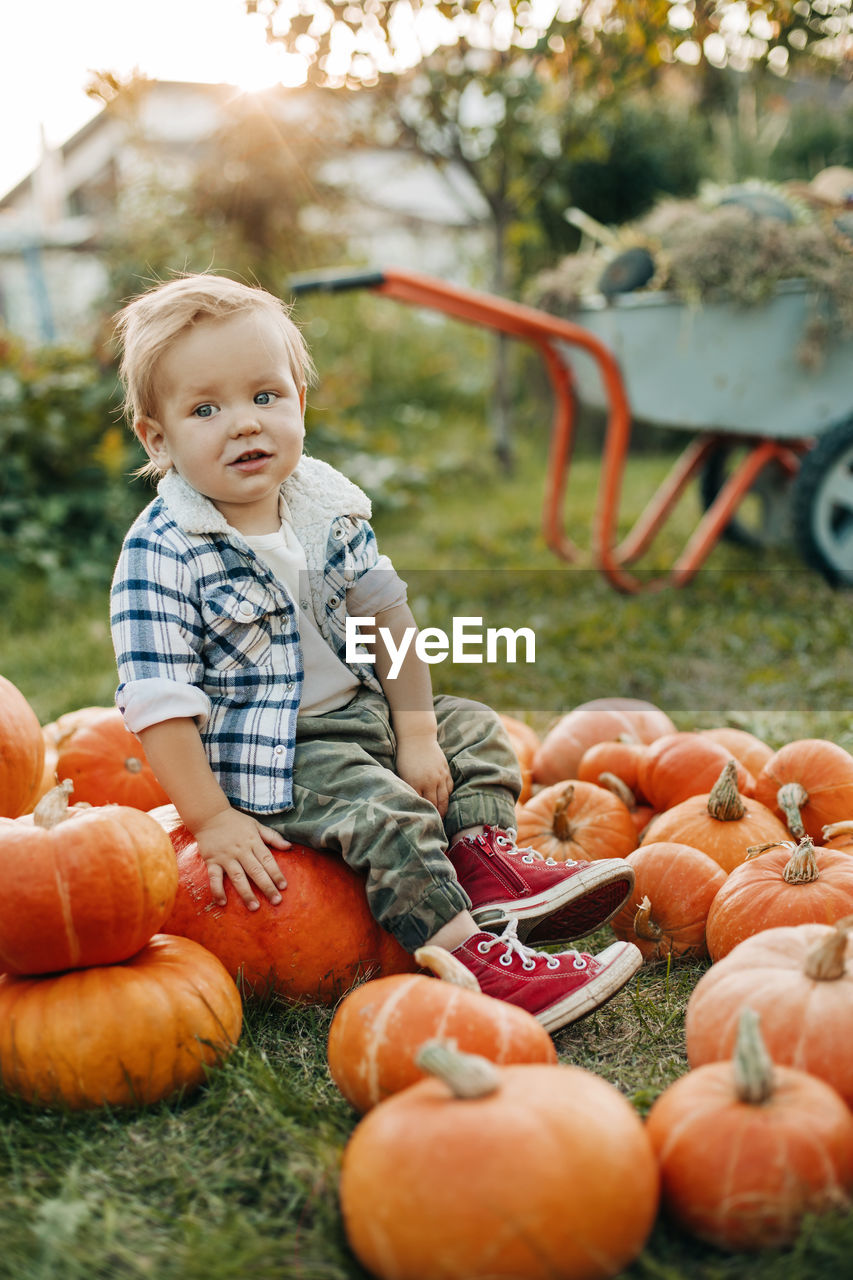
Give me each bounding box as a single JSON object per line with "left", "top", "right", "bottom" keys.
{"left": 262, "top": 687, "right": 521, "bottom": 952}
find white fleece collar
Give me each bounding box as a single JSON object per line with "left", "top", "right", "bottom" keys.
{"left": 157, "top": 456, "right": 372, "bottom": 537}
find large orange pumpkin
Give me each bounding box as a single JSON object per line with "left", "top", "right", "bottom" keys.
{"left": 515, "top": 780, "right": 637, "bottom": 863}
{"left": 753, "top": 738, "right": 853, "bottom": 842}
{"left": 647, "top": 1007, "right": 853, "bottom": 1251}
{"left": 55, "top": 707, "right": 169, "bottom": 810}
{"left": 641, "top": 760, "right": 788, "bottom": 874}
{"left": 339, "top": 1041, "right": 660, "bottom": 1280}
{"left": 327, "top": 945, "right": 556, "bottom": 1114}
{"left": 532, "top": 697, "right": 675, "bottom": 786}
{"left": 685, "top": 921, "right": 853, "bottom": 1107}
{"left": 638, "top": 733, "right": 754, "bottom": 812}
{"left": 154, "top": 806, "right": 415, "bottom": 1002}
{"left": 0, "top": 934, "right": 242, "bottom": 1109}
{"left": 610, "top": 841, "right": 726, "bottom": 961}
{"left": 0, "top": 675, "right": 45, "bottom": 819}
{"left": 698, "top": 726, "right": 774, "bottom": 778}
{"left": 705, "top": 837, "right": 853, "bottom": 961}
{"left": 0, "top": 783, "right": 178, "bottom": 975}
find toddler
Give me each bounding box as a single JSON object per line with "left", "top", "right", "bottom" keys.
{"left": 110, "top": 273, "right": 642, "bottom": 1033}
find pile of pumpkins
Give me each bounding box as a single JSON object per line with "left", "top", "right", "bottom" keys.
{"left": 4, "top": 674, "right": 853, "bottom": 1277}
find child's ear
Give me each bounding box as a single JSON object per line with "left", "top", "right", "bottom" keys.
{"left": 135, "top": 416, "right": 172, "bottom": 469}
{"left": 299, "top": 384, "right": 306, "bottom": 415}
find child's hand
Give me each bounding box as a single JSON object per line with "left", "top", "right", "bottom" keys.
{"left": 192, "top": 807, "right": 291, "bottom": 911}
{"left": 395, "top": 734, "right": 453, "bottom": 817}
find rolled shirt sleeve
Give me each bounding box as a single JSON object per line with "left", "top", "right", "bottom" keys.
{"left": 346, "top": 553, "right": 408, "bottom": 616}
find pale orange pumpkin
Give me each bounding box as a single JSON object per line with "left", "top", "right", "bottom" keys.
{"left": 339, "top": 1041, "right": 660, "bottom": 1280}
{"left": 55, "top": 708, "right": 169, "bottom": 810}
{"left": 638, "top": 733, "right": 754, "bottom": 812}
{"left": 642, "top": 760, "right": 788, "bottom": 874}
{"left": 610, "top": 842, "right": 726, "bottom": 961}
{"left": 699, "top": 726, "right": 774, "bottom": 779}
{"left": 0, "top": 934, "right": 242, "bottom": 1109}
{"left": 36, "top": 704, "right": 114, "bottom": 803}
{"left": 0, "top": 675, "right": 45, "bottom": 819}
{"left": 327, "top": 946, "right": 556, "bottom": 1113}
{"left": 705, "top": 836, "right": 853, "bottom": 961}
{"left": 154, "top": 805, "right": 415, "bottom": 1002}
{"left": 577, "top": 739, "right": 648, "bottom": 799}
{"left": 515, "top": 780, "right": 637, "bottom": 863}
{"left": 685, "top": 920, "right": 853, "bottom": 1107}
{"left": 822, "top": 819, "right": 853, "bottom": 854}
{"left": 753, "top": 738, "right": 853, "bottom": 842}
{"left": 499, "top": 714, "right": 540, "bottom": 805}
{"left": 532, "top": 697, "right": 675, "bottom": 786}
{"left": 647, "top": 1007, "right": 853, "bottom": 1251}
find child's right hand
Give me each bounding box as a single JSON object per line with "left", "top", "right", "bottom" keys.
{"left": 192, "top": 807, "right": 291, "bottom": 911}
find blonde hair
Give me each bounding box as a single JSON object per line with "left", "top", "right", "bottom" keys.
{"left": 114, "top": 273, "right": 316, "bottom": 478}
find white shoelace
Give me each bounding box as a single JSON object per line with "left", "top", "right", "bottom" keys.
{"left": 475, "top": 918, "right": 587, "bottom": 972}
{"left": 494, "top": 829, "right": 568, "bottom": 868}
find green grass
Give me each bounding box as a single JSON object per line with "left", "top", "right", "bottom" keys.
{"left": 2, "top": 419, "right": 853, "bottom": 1278}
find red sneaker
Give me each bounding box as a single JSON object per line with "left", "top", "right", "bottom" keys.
{"left": 451, "top": 921, "right": 642, "bottom": 1033}
{"left": 447, "top": 826, "right": 634, "bottom": 945}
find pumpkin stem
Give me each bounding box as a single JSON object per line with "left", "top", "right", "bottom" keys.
{"left": 31, "top": 779, "right": 75, "bottom": 829}
{"left": 633, "top": 895, "right": 663, "bottom": 942}
{"left": 776, "top": 781, "right": 809, "bottom": 839}
{"left": 414, "top": 1039, "right": 501, "bottom": 1099}
{"left": 803, "top": 922, "right": 851, "bottom": 982}
{"left": 782, "top": 836, "right": 821, "bottom": 885}
{"left": 125, "top": 756, "right": 143, "bottom": 774}
{"left": 822, "top": 820, "right": 853, "bottom": 840}
{"left": 706, "top": 760, "right": 746, "bottom": 821}
{"left": 413, "top": 946, "right": 482, "bottom": 992}
{"left": 597, "top": 772, "right": 636, "bottom": 809}
{"left": 732, "top": 1007, "right": 775, "bottom": 1105}
{"left": 552, "top": 784, "right": 575, "bottom": 841}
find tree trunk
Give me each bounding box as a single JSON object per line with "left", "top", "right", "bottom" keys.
{"left": 489, "top": 214, "right": 514, "bottom": 473}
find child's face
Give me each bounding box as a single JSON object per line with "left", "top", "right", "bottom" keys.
{"left": 138, "top": 311, "right": 306, "bottom": 534}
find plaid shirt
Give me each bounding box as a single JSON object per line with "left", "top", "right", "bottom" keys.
{"left": 110, "top": 458, "right": 387, "bottom": 815}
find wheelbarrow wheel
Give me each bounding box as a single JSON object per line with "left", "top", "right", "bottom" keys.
{"left": 699, "top": 442, "right": 793, "bottom": 550}
{"left": 793, "top": 416, "right": 853, "bottom": 586}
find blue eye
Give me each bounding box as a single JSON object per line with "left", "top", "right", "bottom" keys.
{"left": 192, "top": 404, "right": 217, "bottom": 418}
{"left": 254, "top": 391, "right": 277, "bottom": 405}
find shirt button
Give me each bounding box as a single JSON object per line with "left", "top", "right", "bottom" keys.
{"left": 237, "top": 600, "right": 254, "bottom": 617}
{"left": 329, "top": 595, "right": 340, "bottom": 608}
{"left": 273, "top": 744, "right": 286, "bottom": 756}
{"left": 332, "top": 525, "right": 344, "bottom": 539}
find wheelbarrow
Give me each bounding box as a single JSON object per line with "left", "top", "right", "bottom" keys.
{"left": 288, "top": 267, "right": 853, "bottom": 593}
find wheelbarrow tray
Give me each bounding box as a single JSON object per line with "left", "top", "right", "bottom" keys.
{"left": 562, "top": 279, "right": 852, "bottom": 439}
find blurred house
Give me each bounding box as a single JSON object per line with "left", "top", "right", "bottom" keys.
{"left": 0, "top": 79, "right": 488, "bottom": 345}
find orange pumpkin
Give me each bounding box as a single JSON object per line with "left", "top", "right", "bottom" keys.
{"left": 327, "top": 945, "right": 556, "bottom": 1113}
{"left": 499, "top": 714, "right": 540, "bottom": 805}
{"left": 647, "top": 1007, "right": 853, "bottom": 1251}
{"left": 705, "top": 837, "right": 853, "bottom": 961}
{"left": 822, "top": 819, "right": 853, "bottom": 854}
{"left": 642, "top": 760, "right": 788, "bottom": 874}
{"left": 685, "top": 921, "right": 853, "bottom": 1107}
{"left": 515, "top": 780, "right": 637, "bottom": 863}
{"left": 36, "top": 704, "right": 114, "bottom": 803}
{"left": 610, "top": 842, "right": 726, "bottom": 961}
{"left": 0, "top": 934, "right": 242, "bottom": 1109}
{"left": 0, "top": 675, "right": 45, "bottom": 819}
{"left": 0, "top": 783, "right": 178, "bottom": 975}
{"left": 699, "top": 726, "right": 774, "bottom": 778}
{"left": 532, "top": 697, "right": 675, "bottom": 786}
{"left": 638, "top": 733, "right": 754, "bottom": 812}
{"left": 55, "top": 707, "right": 169, "bottom": 810}
{"left": 339, "top": 1041, "right": 660, "bottom": 1280}
{"left": 577, "top": 739, "right": 648, "bottom": 799}
{"left": 154, "top": 806, "right": 415, "bottom": 1002}
{"left": 753, "top": 738, "right": 853, "bottom": 842}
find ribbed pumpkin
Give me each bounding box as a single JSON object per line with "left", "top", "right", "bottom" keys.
{"left": 515, "top": 780, "right": 637, "bottom": 863}
{"left": 154, "top": 806, "right": 415, "bottom": 1002}
{"left": 36, "top": 704, "right": 114, "bottom": 803}
{"left": 610, "top": 842, "right": 726, "bottom": 961}
{"left": 705, "top": 837, "right": 853, "bottom": 961}
{"left": 532, "top": 697, "right": 675, "bottom": 786}
{"left": 55, "top": 707, "right": 169, "bottom": 810}
{"left": 642, "top": 760, "right": 788, "bottom": 874}
{"left": 577, "top": 739, "right": 648, "bottom": 797}
{"left": 499, "top": 715, "right": 540, "bottom": 805}
{"left": 699, "top": 727, "right": 774, "bottom": 779}
{"left": 685, "top": 921, "right": 853, "bottom": 1107}
{"left": 0, "top": 934, "right": 242, "bottom": 1109}
{"left": 339, "top": 1041, "right": 660, "bottom": 1280}
{"left": 327, "top": 945, "right": 556, "bottom": 1113}
{"left": 0, "top": 675, "right": 45, "bottom": 819}
{"left": 647, "top": 1007, "right": 853, "bottom": 1251}
{"left": 753, "top": 738, "right": 853, "bottom": 842}
{"left": 638, "top": 733, "right": 754, "bottom": 812}
{"left": 0, "top": 783, "right": 178, "bottom": 975}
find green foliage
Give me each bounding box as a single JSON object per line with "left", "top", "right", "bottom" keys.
{"left": 0, "top": 338, "right": 148, "bottom": 594}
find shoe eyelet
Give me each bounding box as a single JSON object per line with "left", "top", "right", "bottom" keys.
{"left": 521, "top": 854, "right": 535, "bottom": 864}
{"left": 499, "top": 952, "right": 513, "bottom": 966}
{"left": 477, "top": 941, "right": 490, "bottom": 954}
{"left": 495, "top": 835, "right": 511, "bottom": 847}
{"left": 546, "top": 957, "right": 560, "bottom": 970}
{"left": 573, "top": 957, "right": 588, "bottom": 970}
{"left": 522, "top": 959, "right": 536, "bottom": 971}
{"left": 545, "top": 858, "right": 557, "bottom": 865}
